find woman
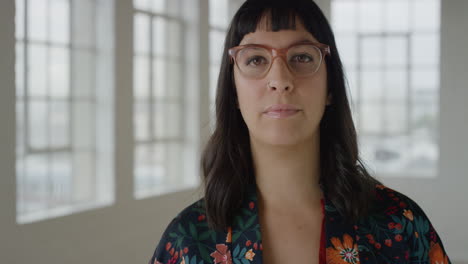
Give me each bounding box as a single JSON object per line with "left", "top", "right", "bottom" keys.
{"left": 149, "top": 0, "right": 451, "bottom": 263}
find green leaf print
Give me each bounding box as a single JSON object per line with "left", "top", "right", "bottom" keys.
{"left": 232, "top": 231, "right": 242, "bottom": 243}
{"left": 178, "top": 224, "right": 187, "bottom": 236}
{"left": 241, "top": 258, "right": 250, "bottom": 264}
{"left": 199, "top": 230, "right": 212, "bottom": 241}
{"left": 189, "top": 222, "right": 198, "bottom": 240}
{"left": 233, "top": 244, "right": 240, "bottom": 257}
{"left": 245, "top": 215, "right": 256, "bottom": 229}
{"left": 239, "top": 247, "right": 247, "bottom": 257}
{"left": 255, "top": 229, "right": 261, "bottom": 241}
{"left": 169, "top": 232, "right": 178, "bottom": 238}
{"left": 197, "top": 243, "right": 212, "bottom": 264}
{"left": 406, "top": 221, "right": 413, "bottom": 236}
{"left": 234, "top": 259, "right": 241, "bottom": 264}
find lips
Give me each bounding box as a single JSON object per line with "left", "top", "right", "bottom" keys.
{"left": 263, "top": 104, "right": 301, "bottom": 118}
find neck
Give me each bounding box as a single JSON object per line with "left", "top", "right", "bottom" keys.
{"left": 250, "top": 134, "right": 323, "bottom": 214}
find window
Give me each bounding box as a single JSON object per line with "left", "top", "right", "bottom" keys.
{"left": 15, "top": 0, "right": 114, "bottom": 224}
{"left": 208, "top": 0, "right": 231, "bottom": 128}
{"left": 331, "top": 0, "right": 440, "bottom": 177}
{"left": 133, "top": 0, "right": 198, "bottom": 198}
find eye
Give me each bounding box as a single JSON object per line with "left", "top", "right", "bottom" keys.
{"left": 246, "top": 56, "right": 268, "bottom": 66}
{"left": 291, "top": 54, "right": 314, "bottom": 63}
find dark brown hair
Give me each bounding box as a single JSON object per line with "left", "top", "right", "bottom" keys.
{"left": 201, "top": 0, "right": 381, "bottom": 231}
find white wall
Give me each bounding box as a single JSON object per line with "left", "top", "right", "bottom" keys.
{"left": 0, "top": 0, "right": 467, "bottom": 263}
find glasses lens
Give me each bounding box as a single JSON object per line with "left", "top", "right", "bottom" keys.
{"left": 287, "top": 45, "right": 323, "bottom": 76}
{"left": 236, "top": 47, "right": 271, "bottom": 78}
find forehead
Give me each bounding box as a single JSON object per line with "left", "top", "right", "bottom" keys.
{"left": 239, "top": 16, "right": 318, "bottom": 47}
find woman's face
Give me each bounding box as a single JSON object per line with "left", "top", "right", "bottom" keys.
{"left": 234, "top": 21, "right": 331, "bottom": 147}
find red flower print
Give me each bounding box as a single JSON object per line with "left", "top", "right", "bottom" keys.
{"left": 165, "top": 242, "right": 172, "bottom": 251}
{"left": 395, "top": 223, "right": 403, "bottom": 230}
{"left": 170, "top": 248, "right": 175, "bottom": 256}
{"left": 399, "top": 201, "right": 407, "bottom": 208}
{"left": 375, "top": 243, "right": 381, "bottom": 249}
{"left": 385, "top": 239, "right": 392, "bottom": 247}
{"left": 356, "top": 235, "right": 360, "bottom": 241}
{"left": 183, "top": 247, "right": 189, "bottom": 254}
{"left": 395, "top": 234, "right": 403, "bottom": 242}
{"left": 249, "top": 202, "right": 255, "bottom": 210}
{"left": 385, "top": 206, "right": 399, "bottom": 215}
{"left": 326, "top": 234, "right": 360, "bottom": 264}
{"left": 365, "top": 234, "right": 374, "bottom": 240}
{"left": 388, "top": 222, "right": 395, "bottom": 229}
{"left": 246, "top": 240, "right": 252, "bottom": 247}
{"left": 210, "top": 244, "right": 232, "bottom": 264}
{"left": 354, "top": 225, "right": 358, "bottom": 230}
{"left": 198, "top": 214, "right": 206, "bottom": 221}
{"left": 253, "top": 242, "right": 258, "bottom": 250}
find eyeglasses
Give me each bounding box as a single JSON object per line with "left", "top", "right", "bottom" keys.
{"left": 228, "top": 42, "right": 331, "bottom": 79}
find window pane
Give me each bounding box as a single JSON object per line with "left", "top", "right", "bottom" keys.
{"left": 50, "top": 47, "right": 70, "bottom": 98}
{"left": 153, "top": 17, "right": 166, "bottom": 56}
{"left": 153, "top": 58, "right": 166, "bottom": 97}
{"left": 134, "top": 55, "right": 150, "bottom": 99}
{"left": 165, "top": 60, "right": 182, "bottom": 98}
{"left": 50, "top": 100, "right": 70, "bottom": 148}
{"left": 16, "top": 42, "right": 25, "bottom": 98}
{"left": 209, "top": 0, "right": 228, "bottom": 28}
{"left": 134, "top": 13, "right": 150, "bottom": 54}
{"left": 359, "top": 1, "right": 383, "bottom": 33}
{"left": 73, "top": 0, "right": 95, "bottom": 47}
{"left": 154, "top": 102, "right": 181, "bottom": 138}
{"left": 73, "top": 101, "right": 94, "bottom": 149}
{"left": 332, "top": 1, "right": 357, "bottom": 32}
{"left": 21, "top": 154, "right": 49, "bottom": 212}
{"left": 166, "top": 21, "right": 181, "bottom": 59}
{"left": 384, "top": 1, "right": 409, "bottom": 32}
{"left": 209, "top": 30, "right": 225, "bottom": 64}
{"left": 73, "top": 50, "right": 94, "bottom": 98}
{"left": 361, "top": 70, "right": 383, "bottom": 102}
{"left": 385, "top": 70, "right": 407, "bottom": 102}
{"left": 361, "top": 103, "right": 383, "bottom": 134}
{"left": 336, "top": 34, "right": 357, "bottom": 67}
{"left": 210, "top": 65, "right": 219, "bottom": 102}
{"left": 411, "top": 68, "right": 439, "bottom": 90}
{"left": 411, "top": 33, "right": 439, "bottom": 66}
{"left": 134, "top": 144, "right": 166, "bottom": 193}
{"left": 361, "top": 37, "right": 383, "bottom": 67}
{"left": 28, "top": 44, "right": 48, "bottom": 97}
{"left": 134, "top": 101, "right": 150, "bottom": 141}
{"left": 385, "top": 36, "right": 407, "bottom": 67}
{"left": 151, "top": 0, "right": 165, "bottom": 13}
{"left": 28, "top": 100, "right": 48, "bottom": 149}
{"left": 50, "top": 152, "right": 72, "bottom": 206}
{"left": 50, "top": 0, "right": 70, "bottom": 44}
{"left": 28, "top": 0, "right": 47, "bottom": 41}
{"left": 412, "top": 0, "right": 440, "bottom": 31}
{"left": 16, "top": 0, "right": 25, "bottom": 39}
{"left": 134, "top": 0, "right": 150, "bottom": 10}
{"left": 385, "top": 103, "right": 407, "bottom": 134}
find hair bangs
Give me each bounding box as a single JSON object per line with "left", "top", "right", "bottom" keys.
{"left": 235, "top": 7, "right": 303, "bottom": 42}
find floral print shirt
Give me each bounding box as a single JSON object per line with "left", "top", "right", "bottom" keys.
{"left": 148, "top": 184, "right": 451, "bottom": 264}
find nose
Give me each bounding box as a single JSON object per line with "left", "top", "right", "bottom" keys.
{"left": 266, "top": 57, "right": 294, "bottom": 92}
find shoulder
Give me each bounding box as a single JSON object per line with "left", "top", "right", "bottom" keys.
{"left": 356, "top": 184, "right": 450, "bottom": 263}
{"left": 148, "top": 198, "right": 224, "bottom": 264}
